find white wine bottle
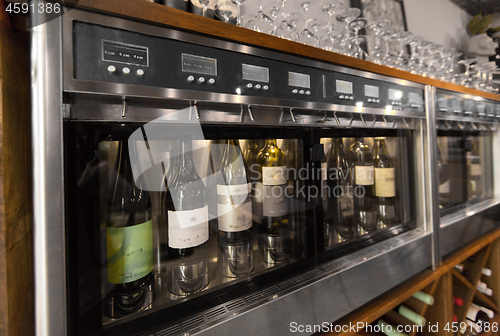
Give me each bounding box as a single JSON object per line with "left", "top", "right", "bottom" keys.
{"left": 321, "top": 146, "right": 330, "bottom": 247}
{"left": 327, "top": 138, "right": 356, "bottom": 242}
{"left": 166, "top": 140, "right": 209, "bottom": 295}
{"left": 104, "top": 141, "right": 155, "bottom": 318}
{"left": 373, "top": 137, "right": 397, "bottom": 227}
{"left": 256, "top": 139, "right": 289, "bottom": 265}
{"left": 217, "top": 139, "right": 253, "bottom": 277}
{"left": 349, "top": 138, "right": 376, "bottom": 233}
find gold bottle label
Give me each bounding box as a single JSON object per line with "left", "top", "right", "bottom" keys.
{"left": 375, "top": 168, "right": 395, "bottom": 197}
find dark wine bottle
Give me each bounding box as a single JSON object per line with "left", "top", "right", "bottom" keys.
{"left": 166, "top": 140, "right": 209, "bottom": 295}
{"left": 104, "top": 141, "right": 155, "bottom": 318}
{"left": 349, "top": 138, "right": 376, "bottom": 233}
{"left": 455, "top": 264, "right": 471, "bottom": 276}
{"left": 327, "top": 138, "right": 356, "bottom": 242}
{"left": 217, "top": 139, "right": 253, "bottom": 277}
{"left": 256, "top": 139, "right": 289, "bottom": 265}
{"left": 373, "top": 137, "right": 397, "bottom": 227}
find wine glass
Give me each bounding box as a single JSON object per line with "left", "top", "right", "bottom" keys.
{"left": 366, "top": 19, "right": 390, "bottom": 64}
{"left": 380, "top": 27, "right": 397, "bottom": 67}
{"left": 190, "top": 0, "right": 217, "bottom": 17}
{"left": 349, "top": 18, "right": 367, "bottom": 59}
{"left": 320, "top": 21, "right": 343, "bottom": 52}
{"left": 294, "top": 0, "right": 320, "bottom": 47}
{"left": 457, "top": 58, "right": 477, "bottom": 87}
{"left": 336, "top": 8, "right": 361, "bottom": 55}
{"left": 215, "top": 0, "right": 237, "bottom": 23}
{"left": 246, "top": 0, "right": 276, "bottom": 35}
{"left": 319, "top": 0, "right": 344, "bottom": 34}
{"left": 231, "top": 0, "right": 247, "bottom": 26}
{"left": 274, "top": 0, "right": 300, "bottom": 41}
{"left": 394, "top": 31, "right": 411, "bottom": 70}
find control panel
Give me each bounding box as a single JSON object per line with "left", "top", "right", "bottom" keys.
{"left": 72, "top": 21, "right": 424, "bottom": 114}
{"left": 436, "top": 92, "right": 499, "bottom": 122}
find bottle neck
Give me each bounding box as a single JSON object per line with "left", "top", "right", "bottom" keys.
{"left": 181, "top": 140, "right": 194, "bottom": 169}
{"left": 265, "top": 139, "right": 278, "bottom": 147}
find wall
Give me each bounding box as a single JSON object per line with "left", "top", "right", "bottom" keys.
{"left": 404, "top": 0, "right": 471, "bottom": 51}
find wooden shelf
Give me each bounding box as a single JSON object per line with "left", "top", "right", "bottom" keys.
{"left": 320, "top": 227, "right": 500, "bottom": 336}
{"left": 57, "top": 0, "right": 500, "bottom": 101}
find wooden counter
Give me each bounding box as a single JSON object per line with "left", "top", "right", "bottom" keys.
{"left": 61, "top": 0, "right": 500, "bottom": 101}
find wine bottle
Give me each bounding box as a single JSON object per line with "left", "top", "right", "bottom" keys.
{"left": 455, "top": 264, "right": 471, "bottom": 276}
{"left": 166, "top": 140, "right": 209, "bottom": 295}
{"left": 466, "top": 138, "right": 483, "bottom": 200}
{"left": 321, "top": 146, "right": 330, "bottom": 248}
{"left": 482, "top": 267, "right": 493, "bottom": 277}
{"left": 471, "top": 303, "right": 495, "bottom": 319}
{"left": 327, "top": 138, "right": 356, "bottom": 242}
{"left": 476, "top": 281, "right": 493, "bottom": 296}
{"left": 373, "top": 137, "right": 397, "bottom": 227}
{"left": 454, "top": 296, "right": 464, "bottom": 306}
{"left": 467, "top": 304, "right": 490, "bottom": 326}
{"left": 397, "top": 305, "right": 426, "bottom": 326}
{"left": 104, "top": 141, "right": 155, "bottom": 318}
{"left": 256, "top": 139, "right": 289, "bottom": 265}
{"left": 437, "top": 144, "right": 450, "bottom": 209}
{"left": 217, "top": 139, "right": 253, "bottom": 277}
{"left": 412, "top": 291, "right": 434, "bottom": 305}
{"left": 349, "top": 138, "right": 376, "bottom": 233}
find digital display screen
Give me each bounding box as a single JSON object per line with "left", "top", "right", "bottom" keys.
{"left": 477, "top": 103, "right": 485, "bottom": 114}
{"left": 288, "top": 72, "right": 310, "bottom": 88}
{"left": 409, "top": 92, "right": 421, "bottom": 104}
{"left": 451, "top": 99, "right": 461, "bottom": 109}
{"left": 336, "top": 80, "right": 353, "bottom": 94}
{"left": 182, "top": 53, "right": 217, "bottom": 76}
{"left": 364, "top": 85, "right": 378, "bottom": 98}
{"left": 102, "top": 40, "right": 149, "bottom": 66}
{"left": 242, "top": 64, "right": 269, "bottom": 83}
{"left": 389, "top": 89, "right": 403, "bottom": 100}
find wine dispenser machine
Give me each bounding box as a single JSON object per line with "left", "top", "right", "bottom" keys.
{"left": 31, "top": 7, "right": 500, "bottom": 336}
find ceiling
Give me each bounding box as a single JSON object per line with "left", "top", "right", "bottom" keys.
{"left": 448, "top": 0, "right": 500, "bottom": 16}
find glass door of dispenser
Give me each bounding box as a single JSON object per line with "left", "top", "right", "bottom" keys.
{"left": 437, "top": 130, "right": 494, "bottom": 216}
{"left": 64, "top": 121, "right": 313, "bottom": 335}
{"left": 317, "top": 128, "right": 416, "bottom": 256}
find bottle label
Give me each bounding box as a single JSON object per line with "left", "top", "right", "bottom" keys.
{"left": 218, "top": 201, "right": 252, "bottom": 232}
{"left": 375, "top": 168, "right": 395, "bottom": 197}
{"left": 217, "top": 183, "right": 251, "bottom": 196}
{"left": 168, "top": 206, "right": 209, "bottom": 249}
{"left": 106, "top": 219, "right": 153, "bottom": 284}
{"left": 262, "top": 166, "right": 287, "bottom": 186}
{"left": 340, "top": 195, "right": 354, "bottom": 217}
{"left": 263, "top": 185, "right": 288, "bottom": 216}
{"left": 439, "top": 180, "right": 450, "bottom": 193}
{"left": 470, "top": 164, "right": 482, "bottom": 177}
{"left": 355, "top": 165, "right": 374, "bottom": 186}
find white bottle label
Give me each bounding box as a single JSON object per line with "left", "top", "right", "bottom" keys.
{"left": 263, "top": 185, "right": 288, "bottom": 216}
{"left": 218, "top": 201, "right": 252, "bottom": 232}
{"left": 439, "top": 180, "right": 450, "bottom": 193}
{"left": 217, "top": 183, "right": 252, "bottom": 196}
{"left": 168, "top": 206, "right": 209, "bottom": 249}
{"left": 355, "top": 165, "right": 374, "bottom": 186}
{"left": 375, "top": 168, "right": 395, "bottom": 197}
{"left": 107, "top": 220, "right": 153, "bottom": 284}
{"left": 262, "top": 166, "right": 287, "bottom": 186}
{"left": 470, "top": 164, "right": 482, "bottom": 177}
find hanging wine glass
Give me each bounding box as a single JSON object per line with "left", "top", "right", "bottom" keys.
{"left": 190, "top": 0, "right": 217, "bottom": 17}
{"left": 336, "top": 8, "right": 361, "bottom": 55}
{"left": 293, "top": 0, "right": 319, "bottom": 47}
{"left": 366, "top": 19, "right": 390, "bottom": 64}
{"left": 457, "top": 58, "right": 477, "bottom": 87}
{"left": 349, "top": 18, "right": 367, "bottom": 59}
{"left": 408, "top": 35, "right": 424, "bottom": 74}
{"left": 320, "top": 21, "right": 343, "bottom": 52}
{"left": 319, "top": 0, "right": 344, "bottom": 36}
{"left": 274, "top": 0, "right": 300, "bottom": 41}
{"left": 246, "top": 0, "right": 276, "bottom": 35}
{"left": 231, "top": 0, "right": 247, "bottom": 27}
{"left": 380, "top": 27, "right": 397, "bottom": 67}
{"left": 308, "top": 18, "right": 329, "bottom": 48}
{"left": 215, "top": 0, "right": 238, "bottom": 23}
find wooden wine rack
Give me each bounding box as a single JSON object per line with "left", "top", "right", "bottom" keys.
{"left": 323, "top": 228, "right": 500, "bottom": 336}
